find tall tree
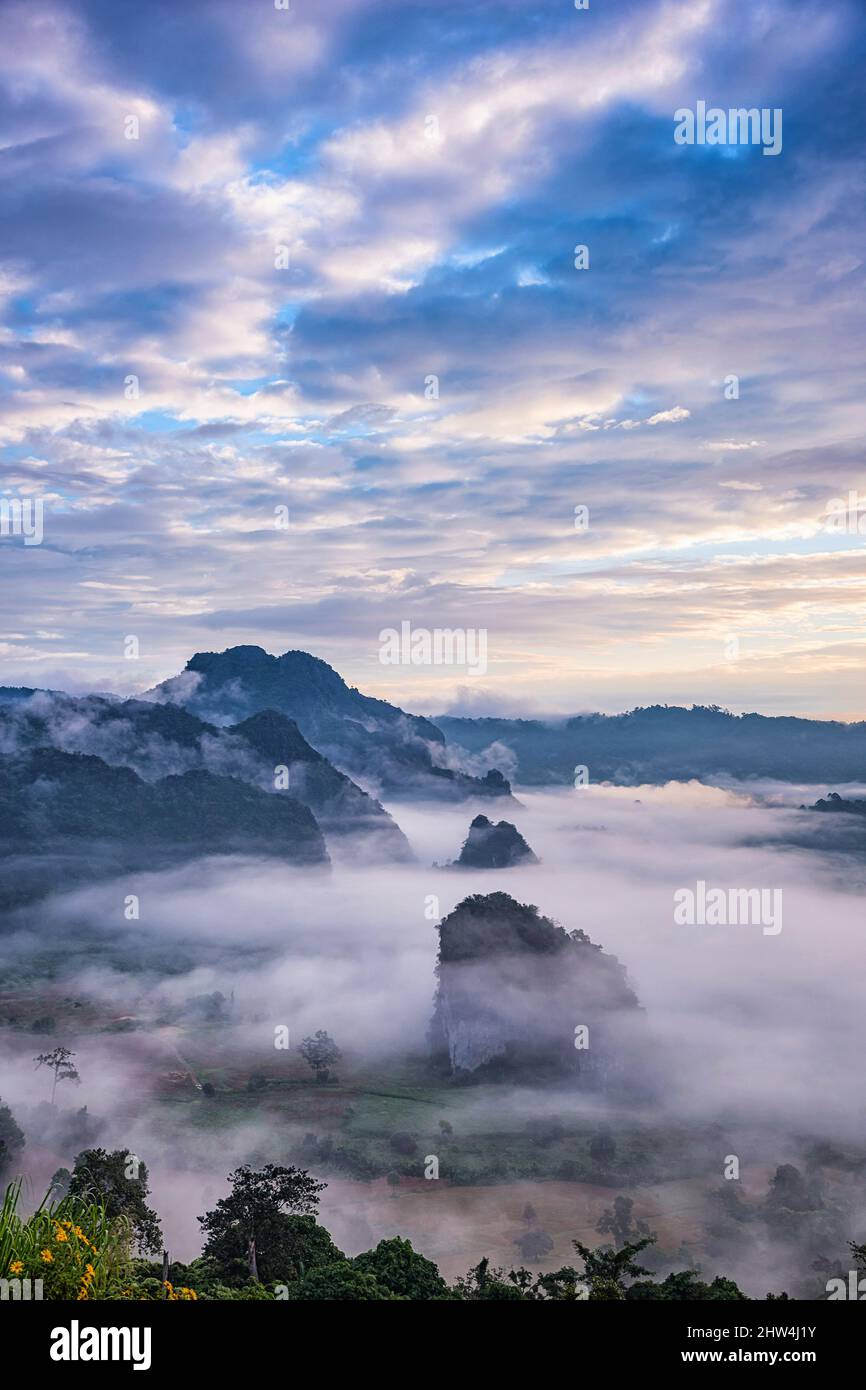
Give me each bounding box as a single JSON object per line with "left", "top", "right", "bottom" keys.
{"left": 67, "top": 1148, "right": 163, "bottom": 1255}
{"left": 299, "top": 1031, "right": 341, "bottom": 1083}
{"left": 34, "top": 1046, "right": 80, "bottom": 1103}
{"left": 198, "top": 1164, "right": 326, "bottom": 1283}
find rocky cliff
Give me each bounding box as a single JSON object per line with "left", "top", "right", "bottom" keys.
{"left": 453, "top": 814, "right": 537, "bottom": 868}
{"left": 430, "top": 892, "right": 642, "bottom": 1085}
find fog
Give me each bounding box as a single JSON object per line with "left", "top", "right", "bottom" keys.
{"left": 2, "top": 780, "right": 864, "bottom": 1288}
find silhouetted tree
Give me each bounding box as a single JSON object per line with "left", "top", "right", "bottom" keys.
{"left": 34, "top": 1046, "right": 79, "bottom": 1103}
{"left": 514, "top": 1229, "right": 555, "bottom": 1261}
{"left": 299, "top": 1030, "right": 341, "bottom": 1083}
{"left": 67, "top": 1148, "right": 162, "bottom": 1255}
{"left": 596, "top": 1195, "right": 653, "bottom": 1246}
{"left": 199, "top": 1164, "right": 326, "bottom": 1283}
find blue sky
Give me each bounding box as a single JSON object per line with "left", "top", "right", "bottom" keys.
{"left": 0, "top": 0, "right": 865, "bottom": 717}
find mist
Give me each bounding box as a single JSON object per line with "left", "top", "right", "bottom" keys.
{"left": 2, "top": 781, "right": 864, "bottom": 1290}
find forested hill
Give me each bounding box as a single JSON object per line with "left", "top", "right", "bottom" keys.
{"left": 435, "top": 705, "right": 866, "bottom": 785}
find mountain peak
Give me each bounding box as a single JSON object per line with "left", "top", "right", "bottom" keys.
{"left": 187, "top": 645, "right": 275, "bottom": 673}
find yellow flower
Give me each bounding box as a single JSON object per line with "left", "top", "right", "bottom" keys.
{"left": 40, "top": 1249, "right": 54, "bottom": 1263}
{"left": 9, "top": 1261, "right": 23, "bottom": 1275}
{"left": 85, "top": 1263, "right": 95, "bottom": 1276}
{"left": 54, "top": 1227, "right": 69, "bottom": 1242}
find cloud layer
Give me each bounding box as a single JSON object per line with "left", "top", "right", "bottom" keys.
{"left": 0, "top": 0, "right": 864, "bottom": 715}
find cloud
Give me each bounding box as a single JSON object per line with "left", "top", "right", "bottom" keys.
{"left": 4, "top": 781, "right": 866, "bottom": 1287}
{"left": 0, "top": 0, "right": 863, "bottom": 716}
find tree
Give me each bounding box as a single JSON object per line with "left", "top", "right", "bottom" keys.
{"left": 353, "top": 1237, "right": 449, "bottom": 1300}
{"left": 299, "top": 1030, "right": 341, "bottom": 1083}
{"left": 452, "top": 1257, "right": 529, "bottom": 1301}
{"left": 67, "top": 1148, "right": 163, "bottom": 1255}
{"left": 34, "top": 1046, "right": 80, "bottom": 1104}
{"left": 291, "top": 1261, "right": 398, "bottom": 1300}
{"left": 627, "top": 1271, "right": 748, "bottom": 1301}
{"left": 521, "top": 1202, "right": 537, "bottom": 1225}
{"left": 199, "top": 1164, "right": 326, "bottom": 1284}
{"left": 514, "top": 1229, "right": 555, "bottom": 1262}
{"left": 572, "top": 1234, "right": 655, "bottom": 1299}
{"left": 765, "top": 1164, "right": 815, "bottom": 1212}
{"left": 0, "top": 1098, "right": 25, "bottom": 1179}
{"left": 596, "top": 1195, "right": 653, "bottom": 1247}
{"left": 200, "top": 1214, "right": 342, "bottom": 1288}
{"left": 389, "top": 1132, "right": 417, "bottom": 1156}
{"left": 48, "top": 1166, "right": 72, "bottom": 1201}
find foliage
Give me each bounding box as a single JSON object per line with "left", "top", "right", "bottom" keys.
{"left": 626, "top": 1271, "right": 748, "bottom": 1301}
{"left": 34, "top": 1045, "right": 80, "bottom": 1103}
{"left": 299, "top": 1030, "right": 342, "bottom": 1081}
{"left": 513, "top": 1229, "right": 555, "bottom": 1261}
{"left": 66, "top": 1148, "right": 163, "bottom": 1256}
{"left": 596, "top": 1195, "right": 653, "bottom": 1246}
{"left": 0, "top": 1157, "right": 828, "bottom": 1302}
{"left": 0, "top": 1178, "right": 134, "bottom": 1300}
{"left": 452, "top": 1257, "right": 531, "bottom": 1300}
{"left": 0, "top": 1099, "right": 25, "bottom": 1180}
{"left": 353, "top": 1237, "right": 449, "bottom": 1299}
{"left": 291, "top": 1260, "right": 400, "bottom": 1300}
{"left": 198, "top": 1163, "right": 326, "bottom": 1284}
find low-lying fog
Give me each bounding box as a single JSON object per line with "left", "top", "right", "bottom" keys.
{"left": 2, "top": 780, "right": 864, "bottom": 1285}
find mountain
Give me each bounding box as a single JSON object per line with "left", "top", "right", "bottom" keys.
{"left": 146, "top": 646, "right": 515, "bottom": 801}
{"left": 429, "top": 892, "right": 643, "bottom": 1084}
{"left": 0, "top": 689, "right": 411, "bottom": 861}
{"left": 452, "top": 815, "right": 538, "bottom": 869}
{"left": 436, "top": 705, "right": 866, "bottom": 785}
{"left": 229, "top": 710, "right": 412, "bottom": 860}
{"left": 808, "top": 791, "right": 866, "bottom": 816}
{"left": 0, "top": 748, "right": 328, "bottom": 908}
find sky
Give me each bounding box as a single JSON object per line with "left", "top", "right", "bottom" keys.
{"left": 0, "top": 0, "right": 864, "bottom": 717}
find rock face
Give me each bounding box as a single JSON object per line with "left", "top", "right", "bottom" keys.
{"left": 145, "top": 646, "right": 515, "bottom": 802}
{"left": 430, "top": 892, "right": 642, "bottom": 1085}
{"left": 453, "top": 815, "right": 537, "bottom": 868}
